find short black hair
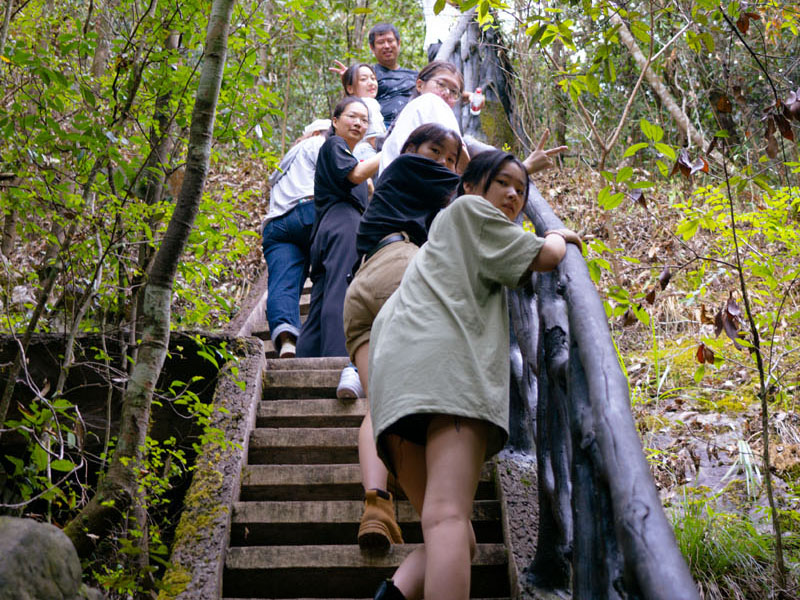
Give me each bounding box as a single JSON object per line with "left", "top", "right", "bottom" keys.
{"left": 457, "top": 149, "right": 529, "bottom": 205}
{"left": 368, "top": 23, "right": 400, "bottom": 47}
{"left": 400, "top": 123, "right": 463, "bottom": 165}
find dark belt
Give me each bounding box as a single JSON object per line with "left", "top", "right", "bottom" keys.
{"left": 364, "top": 233, "right": 406, "bottom": 263}
{"left": 348, "top": 233, "right": 407, "bottom": 284}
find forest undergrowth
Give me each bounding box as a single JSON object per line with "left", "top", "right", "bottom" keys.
{"left": 535, "top": 162, "right": 800, "bottom": 598}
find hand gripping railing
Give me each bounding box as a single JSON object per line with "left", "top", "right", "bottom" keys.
{"left": 507, "top": 182, "right": 699, "bottom": 599}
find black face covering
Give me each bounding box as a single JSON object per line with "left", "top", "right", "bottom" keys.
{"left": 356, "top": 153, "right": 461, "bottom": 259}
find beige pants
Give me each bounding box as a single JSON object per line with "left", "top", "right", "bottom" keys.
{"left": 343, "top": 237, "right": 419, "bottom": 361}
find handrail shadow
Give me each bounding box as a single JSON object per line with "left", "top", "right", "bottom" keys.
{"left": 507, "top": 182, "right": 699, "bottom": 599}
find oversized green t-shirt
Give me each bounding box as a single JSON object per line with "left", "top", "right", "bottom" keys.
{"left": 369, "top": 194, "right": 545, "bottom": 459}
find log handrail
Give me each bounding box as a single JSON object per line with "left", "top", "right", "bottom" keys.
{"left": 508, "top": 182, "right": 699, "bottom": 599}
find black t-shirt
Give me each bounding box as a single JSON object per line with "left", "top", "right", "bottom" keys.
{"left": 356, "top": 153, "right": 460, "bottom": 259}
{"left": 374, "top": 64, "right": 418, "bottom": 127}
{"left": 314, "top": 135, "right": 369, "bottom": 226}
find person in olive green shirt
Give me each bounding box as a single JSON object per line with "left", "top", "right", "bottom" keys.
{"left": 368, "top": 149, "right": 581, "bottom": 600}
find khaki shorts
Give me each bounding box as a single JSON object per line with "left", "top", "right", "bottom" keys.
{"left": 343, "top": 237, "right": 419, "bottom": 361}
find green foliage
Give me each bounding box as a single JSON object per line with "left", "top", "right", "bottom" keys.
{"left": 1, "top": 397, "right": 83, "bottom": 511}
{"left": 672, "top": 490, "right": 798, "bottom": 598}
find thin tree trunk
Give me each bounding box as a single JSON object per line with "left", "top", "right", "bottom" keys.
{"left": 433, "top": 6, "right": 475, "bottom": 63}
{"left": 552, "top": 41, "right": 568, "bottom": 149}
{"left": 91, "top": 1, "right": 113, "bottom": 78}
{"left": 1, "top": 182, "right": 19, "bottom": 256}
{"left": 1, "top": 0, "right": 16, "bottom": 253}
{"left": 0, "top": 0, "right": 12, "bottom": 58}
{"left": 64, "top": 0, "right": 236, "bottom": 557}
{"left": 134, "top": 31, "right": 180, "bottom": 275}
{"left": 611, "top": 13, "right": 707, "bottom": 151}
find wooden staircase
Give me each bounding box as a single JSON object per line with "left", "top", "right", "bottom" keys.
{"left": 221, "top": 355, "right": 512, "bottom": 599}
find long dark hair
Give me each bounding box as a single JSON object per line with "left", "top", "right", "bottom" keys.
{"left": 341, "top": 63, "right": 376, "bottom": 96}
{"left": 411, "top": 60, "right": 464, "bottom": 99}
{"left": 457, "top": 149, "right": 529, "bottom": 205}
{"left": 329, "top": 96, "right": 368, "bottom": 136}
{"left": 400, "top": 123, "right": 463, "bottom": 165}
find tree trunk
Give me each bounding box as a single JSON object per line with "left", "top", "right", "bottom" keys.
{"left": 90, "top": 1, "right": 113, "bottom": 78}
{"left": 611, "top": 13, "right": 707, "bottom": 151}
{"left": 434, "top": 9, "right": 516, "bottom": 148}
{"left": 1, "top": 182, "right": 19, "bottom": 256}
{"left": 1, "top": 0, "right": 16, "bottom": 255}
{"left": 64, "top": 0, "right": 237, "bottom": 557}
{"left": 0, "top": 0, "right": 12, "bottom": 58}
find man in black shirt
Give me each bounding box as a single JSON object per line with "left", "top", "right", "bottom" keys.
{"left": 332, "top": 23, "right": 417, "bottom": 128}
{"left": 368, "top": 23, "right": 417, "bottom": 127}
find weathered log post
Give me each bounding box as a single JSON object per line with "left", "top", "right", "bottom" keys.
{"left": 508, "top": 181, "right": 700, "bottom": 599}
{"left": 507, "top": 281, "right": 538, "bottom": 451}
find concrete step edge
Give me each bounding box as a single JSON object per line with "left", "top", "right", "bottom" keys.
{"left": 232, "top": 499, "right": 501, "bottom": 524}
{"left": 250, "top": 427, "right": 359, "bottom": 448}
{"left": 225, "top": 543, "right": 507, "bottom": 569}
{"left": 257, "top": 398, "right": 367, "bottom": 418}
{"left": 242, "top": 463, "right": 494, "bottom": 486}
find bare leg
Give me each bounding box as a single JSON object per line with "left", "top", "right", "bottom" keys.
{"left": 354, "top": 342, "right": 390, "bottom": 490}
{"left": 384, "top": 417, "right": 486, "bottom": 600}
{"left": 383, "top": 435, "right": 427, "bottom": 600}
{"left": 354, "top": 341, "right": 402, "bottom": 548}
{"left": 422, "top": 416, "right": 487, "bottom": 600}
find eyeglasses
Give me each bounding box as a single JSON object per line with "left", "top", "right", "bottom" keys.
{"left": 430, "top": 78, "right": 461, "bottom": 101}
{"left": 341, "top": 112, "right": 369, "bottom": 125}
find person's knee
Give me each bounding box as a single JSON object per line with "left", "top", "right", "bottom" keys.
{"left": 421, "top": 499, "right": 469, "bottom": 537}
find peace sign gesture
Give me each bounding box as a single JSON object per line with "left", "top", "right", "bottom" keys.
{"left": 329, "top": 59, "right": 347, "bottom": 76}
{"left": 522, "top": 129, "right": 567, "bottom": 174}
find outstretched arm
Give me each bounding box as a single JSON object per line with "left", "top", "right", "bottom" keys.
{"left": 347, "top": 152, "right": 381, "bottom": 185}
{"left": 523, "top": 129, "right": 567, "bottom": 174}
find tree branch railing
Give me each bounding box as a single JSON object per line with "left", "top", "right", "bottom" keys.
{"left": 507, "top": 182, "right": 699, "bottom": 599}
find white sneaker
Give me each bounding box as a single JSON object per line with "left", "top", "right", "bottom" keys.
{"left": 279, "top": 340, "right": 296, "bottom": 358}
{"left": 337, "top": 365, "right": 364, "bottom": 399}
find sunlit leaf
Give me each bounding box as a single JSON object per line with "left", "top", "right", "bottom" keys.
{"left": 623, "top": 142, "right": 649, "bottom": 157}
{"left": 654, "top": 143, "right": 676, "bottom": 161}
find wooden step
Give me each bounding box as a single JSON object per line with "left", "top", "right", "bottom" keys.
{"left": 240, "top": 464, "right": 497, "bottom": 502}
{"left": 262, "top": 369, "right": 344, "bottom": 399}
{"left": 229, "top": 499, "right": 503, "bottom": 546}
{"left": 265, "top": 357, "right": 351, "bottom": 371}
{"left": 223, "top": 544, "right": 509, "bottom": 598}
{"left": 249, "top": 427, "right": 359, "bottom": 464}
{"left": 223, "top": 350, "right": 513, "bottom": 599}
{"left": 256, "top": 398, "right": 367, "bottom": 428}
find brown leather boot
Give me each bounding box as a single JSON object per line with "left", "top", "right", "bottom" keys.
{"left": 358, "top": 488, "right": 403, "bottom": 550}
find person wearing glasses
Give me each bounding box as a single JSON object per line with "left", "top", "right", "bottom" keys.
{"left": 377, "top": 60, "right": 473, "bottom": 178}
{"left": 296, "top": 97, "right": 381, "bottom": 358}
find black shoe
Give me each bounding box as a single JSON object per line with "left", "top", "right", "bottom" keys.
{"left": 374, "top": 578, "right": 406, "bottom": 600}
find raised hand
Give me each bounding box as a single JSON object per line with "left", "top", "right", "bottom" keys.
{"left": 523, "top": 129, "right": 567, "bottom": 174}
{"left": 329, "top": 59, "right": 347, "bottom": 76}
